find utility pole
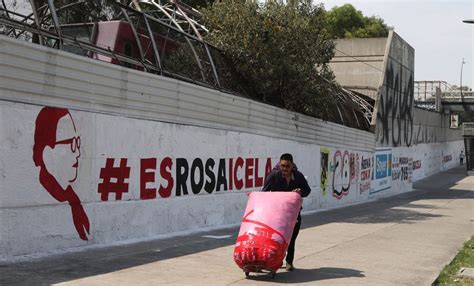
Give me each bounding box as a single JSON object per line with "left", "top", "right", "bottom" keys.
{"left": 460, "top": 58, "right": 466, "bottom": 99}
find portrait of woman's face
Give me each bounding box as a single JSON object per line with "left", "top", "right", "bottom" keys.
{"left": 42, "top": 113, "right": 81, "bottom": 190}
{"left": 33, "top": 106, "right": 90, "bottom": 241}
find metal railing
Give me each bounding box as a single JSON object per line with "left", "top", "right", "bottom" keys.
{"left": 1, "top": 0, "right": 244, "bottom": 92}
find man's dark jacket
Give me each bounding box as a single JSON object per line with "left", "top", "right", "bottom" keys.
{"left": 261, "top": 166, "right": 311, "bottom": 197}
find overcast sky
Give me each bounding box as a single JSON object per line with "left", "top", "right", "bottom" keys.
{"left": 320, "top": 0, "right": 474, "bottom": 89}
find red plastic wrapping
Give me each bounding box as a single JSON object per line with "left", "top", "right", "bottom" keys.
{"left": 233, "top": 192, "right": 302, "bottom": 272}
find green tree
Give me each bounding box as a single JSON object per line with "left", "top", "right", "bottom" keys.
{"left": 326, "top": 4, "right": 390, "bottom": 38}
{"left": 201, "top": 0, "right": 338, "bottom": 120}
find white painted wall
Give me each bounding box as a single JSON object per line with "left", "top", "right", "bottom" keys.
{"left": 0, "top": 101, "right": 375, "bottom": 259}
{"left": 370, "top": 141, "right": 464, "bottom": 198}
{"left": 0, "top": 100, "right": 462, "bottom": 260}
{"left": 0, "top": 36, "right": 464, "bottom": 261}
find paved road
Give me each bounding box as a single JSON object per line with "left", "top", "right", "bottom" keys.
{"left": 1, "top": 166, "right": 473, "bottom": 285}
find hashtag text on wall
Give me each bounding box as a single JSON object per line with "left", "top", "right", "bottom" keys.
{"left": 97, "top": 157, "right": 274, "bottom": 201}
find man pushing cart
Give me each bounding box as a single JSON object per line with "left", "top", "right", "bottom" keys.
{"left": 233, "top": 153, "right": 311, "bottom": 278}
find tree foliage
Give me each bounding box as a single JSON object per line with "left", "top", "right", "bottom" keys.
{"left": 181, "top": 0, "right": 214, "bottom": 9}
{"left": 201, "top": 0, "right": 338, "bottom": 119}
{"left": 326, "top": 4, "right": 390, "bottom": 38}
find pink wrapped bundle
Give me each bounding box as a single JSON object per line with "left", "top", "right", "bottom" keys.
{"left": 234, "top": 192, "right": 302, "bottom": 272}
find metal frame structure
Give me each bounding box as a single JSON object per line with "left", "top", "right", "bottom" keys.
{"left": 414, "top": 81, "right": 450, "bottom": 102}
{"left": 134, "top": 0, "right": 207, "bottom": 40}
{"left": 0, "top": 0, "right": 374, "bottom": 129}
{"left": 414, "top": 80, "right": 473, "bottom": 112}
{"left": 1, "top": 0, "right": 225, "bottom": 87}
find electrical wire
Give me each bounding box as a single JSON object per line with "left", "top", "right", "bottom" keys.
{"left": 334, "top": 47, "right": 385, "bottom": 73}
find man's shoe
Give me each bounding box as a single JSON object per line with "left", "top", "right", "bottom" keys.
{"left": 285, "top": 262, "right": 295, "bottom": 271}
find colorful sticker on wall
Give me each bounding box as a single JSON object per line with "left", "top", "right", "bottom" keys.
{"left": 370, "top": 148, "right": 392, "bottom": 195}
{"left": 320, "top": 147, "right": 330, "bottom": 196}
{"left": 413, "top": 160, "right": 421, "bottom": 170}
{"left": 450, "top": 114, "right": 459, "bottom": 129}
{"left": 359, "top": 155, "right": 373, "bottom": 194}
{"left": 375, "top": 154, "right": 388, "bottom": 179}
{"left": 350, "top": 153, "right": 360, "bottom": 183}
{"left": 388, "top": 154, "right": 392, "bottom": 177}
{"left": 392, "top": 156, "right": 400, "bottom": 180}
{"left": 391, "top": 155, "right": 414, "bottom": 185}
{"left": 397, "top": 157, "right": 412, "bottom": 182}
{"left": 33, "top": 107, "right": 90, "bottom": 241}
{"left": 407, "top": 158, "right": 413, "bottom": 183}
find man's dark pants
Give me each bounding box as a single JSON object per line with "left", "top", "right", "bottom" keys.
{"left": 286, "top": 213, "right": 301, "bottom": 265}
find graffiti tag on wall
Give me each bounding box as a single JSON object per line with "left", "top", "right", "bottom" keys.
{"left": 376, "top": 60, "right": 414, "bottom": 147}
{"left": 332, "top": 150, "right": 359, "bottom": 199}
{"left": 414, "top": 126, "right": 437, "bottom": 145}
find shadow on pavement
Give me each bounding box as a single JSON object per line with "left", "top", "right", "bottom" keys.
{"left": 302, "top": 165, "right": 474, "bottom": 227}
{"left": 245, "top": 267, "right": 365, "bottom": 283}
{"left": 0, "top": 167, "right": 472, "bottom": 285}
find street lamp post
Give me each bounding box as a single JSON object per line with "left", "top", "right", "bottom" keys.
{"left": 460, "top": 58, "right": 466, "bottom": 98}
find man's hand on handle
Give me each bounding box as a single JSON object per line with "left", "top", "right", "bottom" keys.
{"left": 292, "top": 188, "right": 302, "bottom": 195}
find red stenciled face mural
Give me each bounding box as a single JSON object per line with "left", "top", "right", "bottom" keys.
{"left": 33, "top": 107, "right": 90, "bottom": 240}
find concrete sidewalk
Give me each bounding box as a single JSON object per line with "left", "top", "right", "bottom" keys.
{"left": 1, "top": 166, "right": 473, "bottom": 285}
